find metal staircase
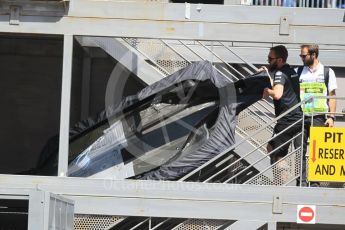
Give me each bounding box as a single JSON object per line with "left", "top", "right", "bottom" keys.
{"left": 75, "top": 36, "right": 276, "bottom": 181}
{"left": 1, "top": 0, "right": 345, "bottom": 229}
{"left": 89, "top": 104, "right": 304, "bottom": 230}
{"left": 73, "top": 36, "right": 308, "bottom": 229}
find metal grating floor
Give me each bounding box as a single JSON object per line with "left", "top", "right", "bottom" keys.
{"left": 74, "top": 214, "right": 124, "bottom": 230}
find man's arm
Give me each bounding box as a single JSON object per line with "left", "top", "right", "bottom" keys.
{"left": 257, "top": 66, "right": 273, "bottom": 86}
{"left": 263, "top": 84, "right": 284, "bottom": 100}
{"left": 325, "top": 89, "right": 336, "bottom": 127}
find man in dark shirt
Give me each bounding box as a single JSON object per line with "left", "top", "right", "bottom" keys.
{"left": 262, "top": 45, "right": 303, "bottom": 165}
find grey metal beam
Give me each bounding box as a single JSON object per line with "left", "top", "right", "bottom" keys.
{"left": 76, "top": 36, "right": 164, "bottom": 84}
{"left": 0, "top": 0, "right": 344, "bottom": 26}
{"left": 0, "top": 188, "right": 74, "bottom": 230}
{"left": 80, "top": 52, "right": 91, "bottom": 120}
{"left": 0, "top": 189, "right": 43, "bottom": 230}
{"left": 176, "top": 44, "right": 345, "bottom": 67}
{"left": 58, "top": 34, "right": 73, "bottom": 177}
{"left": 28, "top": 189, "right": 45, "bottom": 230}
{"left": 0, "top": 188, "right": 32, "bottom": 197}
{"left": 1, "top": 0, "right": 344, "bottom": 27}
{"left": 1, "top": 15, "right": 345, "bottom": 45}
{"left": 0, "top": 2, "right": 344, "bottom": 45}
{"left": 1, "top": 174, "right": 345, "bottom": 225}
{"left": 224, "top": 220, "right": 266, "bottom": 230}
{"left": 0, "top": 1, "right": 67, "bottom": 17}
{"left": 267, "top": 221, "right": 277, "bottom": 230}
{"left": 138, "top": 40, "right": 345, "bottom": 66}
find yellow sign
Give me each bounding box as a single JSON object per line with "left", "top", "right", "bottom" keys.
{"left": 308, "top": 127, "right": 345, "bottom": 182}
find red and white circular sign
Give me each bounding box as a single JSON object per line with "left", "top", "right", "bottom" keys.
{"left": 297, "top": 205, "right": 316, "bottom": 224}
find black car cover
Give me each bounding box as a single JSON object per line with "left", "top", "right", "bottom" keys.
{"left": 34, "top": 61, "right": 271, "bottom": 181}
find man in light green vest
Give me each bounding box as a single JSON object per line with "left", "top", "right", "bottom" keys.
{"left": 297, "top": 44, "right": 337, "bottom": 186}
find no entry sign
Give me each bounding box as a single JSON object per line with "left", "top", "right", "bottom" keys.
{"left": 297, "top": 205, "right": 316, "bottom": 224}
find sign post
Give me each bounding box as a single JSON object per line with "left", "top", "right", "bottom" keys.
{"left": 308, "top": 127, "right": 345, "bottom": 182}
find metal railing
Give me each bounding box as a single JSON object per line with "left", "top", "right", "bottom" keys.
{"left": 180, "top": 97, "right": 304, "bottom": 184}
{"left": 95, "top": 37, "right": 345, "bottom": 228}
{"left": 121, "top": 38, "right": 276, "bottom": 150}
{"left": 180, "top": 95, "right": 345, "bottom": 187}
{"left": 299, "top": 96, "right": 345, "bottom": 187}
{"left": 106, "top": 37, "right": 345, "bottom": 187}
{"left": 110, "top": 96, "right": 343, "bottom": 228}
{"left": 118, "top": 88, "right": 308, "bottom": 230}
